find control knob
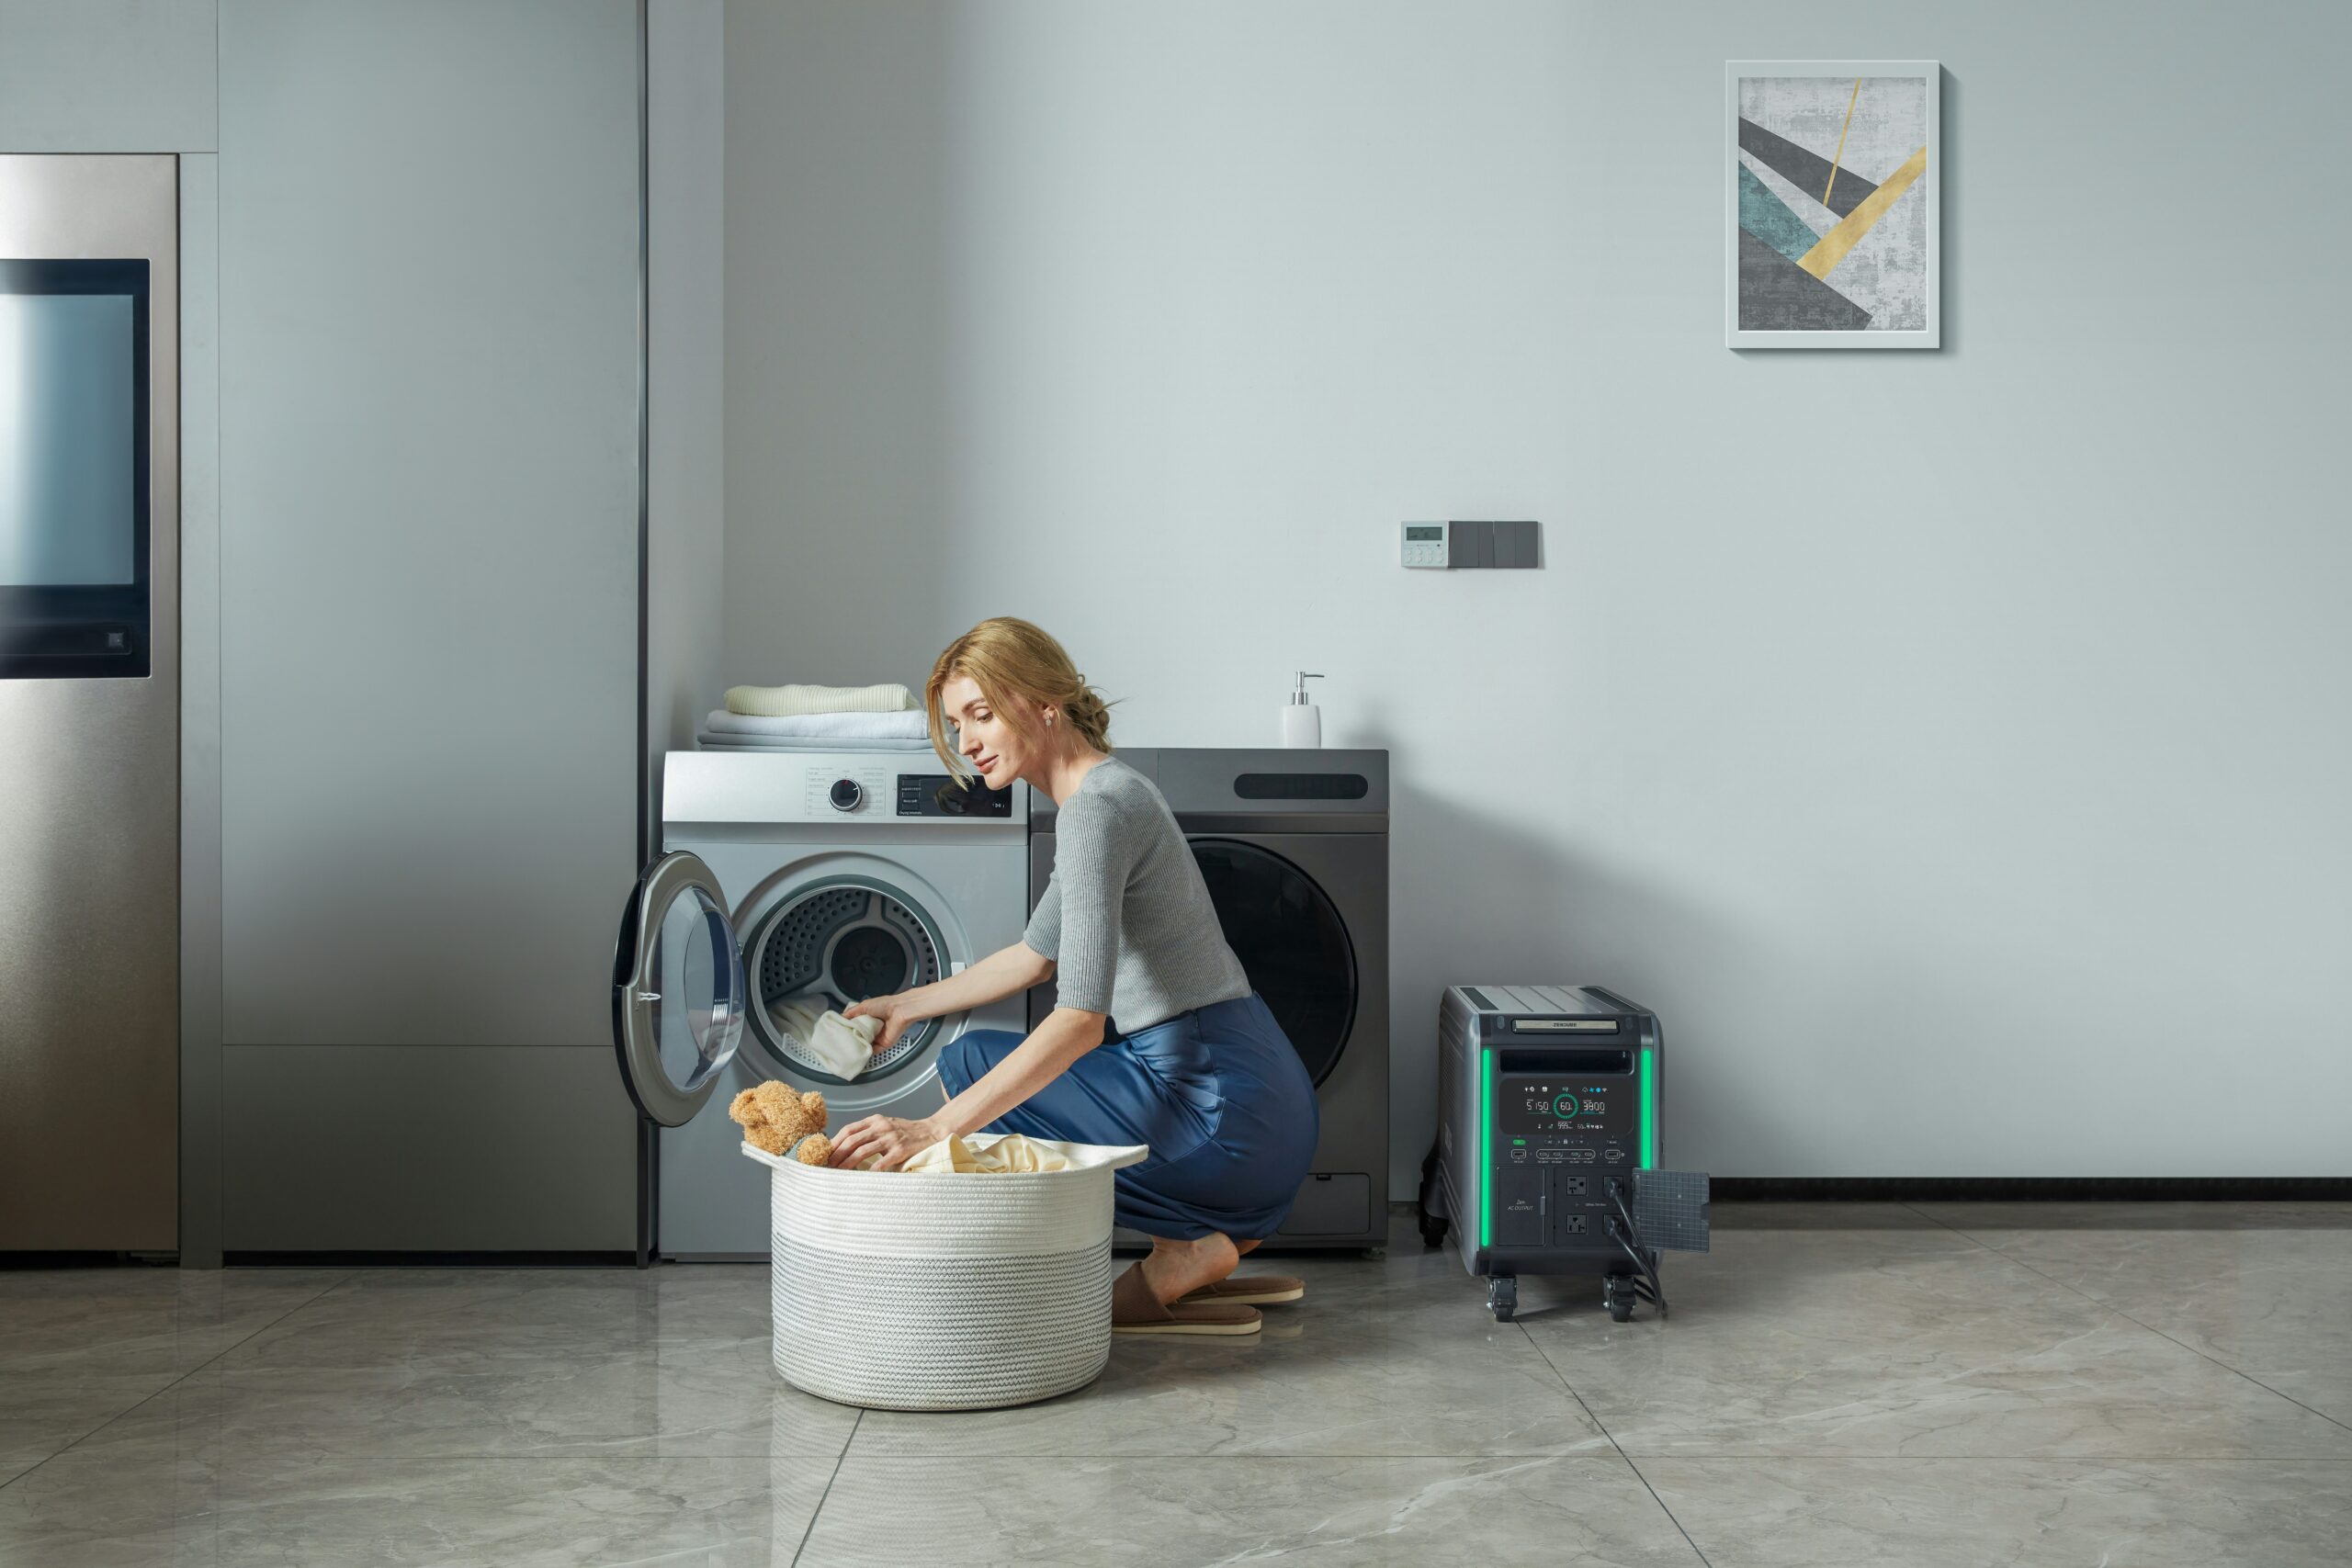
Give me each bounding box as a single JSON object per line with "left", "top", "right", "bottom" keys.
{"left": 828, "top": 777, "right": 864, "bottom": 812}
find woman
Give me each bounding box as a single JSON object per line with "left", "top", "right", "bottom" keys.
{"left": 828, "top": 617, "right": 1319, "bottom": 1337}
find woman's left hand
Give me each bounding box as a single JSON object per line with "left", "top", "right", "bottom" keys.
{"left": 828, "top": 1114, "right": 947, "bottom": 1171}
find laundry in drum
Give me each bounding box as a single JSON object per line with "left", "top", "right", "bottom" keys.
{"left": 768, "top": 993, "right": 883, "bottom": 1079}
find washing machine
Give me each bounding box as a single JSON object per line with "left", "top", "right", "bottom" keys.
{"left": 611, "top": 749, "right": 1030, "bottom": 1259}
{"left": 1028, "top": 749, "right": 1389, "bottom": 1250}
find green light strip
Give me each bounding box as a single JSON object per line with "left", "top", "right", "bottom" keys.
{"left": 1638, "top": 1046, "right": 1656, "bottom": 1169}
{"left": 1479, "top": 1050, "right": 1494, "bottom": 1250}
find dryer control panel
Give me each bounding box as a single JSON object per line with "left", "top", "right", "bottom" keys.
{"left": 896, "top": 773, "right": 1014, "bottom": 818}
{"left": 804, "top": 763, "right": 891, "bottom": 816}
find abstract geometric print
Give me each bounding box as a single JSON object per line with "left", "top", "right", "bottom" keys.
{"left": 1736, "top": 74, "right": 1928, "bottom": 332}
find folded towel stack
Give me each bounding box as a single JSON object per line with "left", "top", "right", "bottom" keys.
{"left": 696, "top": 682, "right": 933, "bottom": 753}
{"left": 726, "top": 682, "right": 915, "bottom": 717}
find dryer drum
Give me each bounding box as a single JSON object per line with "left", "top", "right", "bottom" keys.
{"left": 748, "top": 879, "right": 945, "bottom": 1082}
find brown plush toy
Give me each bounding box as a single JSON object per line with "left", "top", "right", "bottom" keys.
{"left": 728, "top": 1082, "right": 832, "bottom": 1166}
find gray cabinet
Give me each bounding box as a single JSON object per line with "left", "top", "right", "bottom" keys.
{"left": 215, "top": 0, "right": 641, "bottom": 1250}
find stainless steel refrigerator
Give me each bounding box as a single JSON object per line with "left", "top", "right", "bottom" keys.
{"left": 0, "top": 154, "right": 179, "bottom": 1251}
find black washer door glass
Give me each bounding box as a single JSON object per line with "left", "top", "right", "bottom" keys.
{"left": 1191, "top": 840, "right": 1356, "bottom": 1085}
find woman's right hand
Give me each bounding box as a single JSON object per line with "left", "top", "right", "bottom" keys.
{"left": 843, "top": 992, "right": 921, "bottom": 1053}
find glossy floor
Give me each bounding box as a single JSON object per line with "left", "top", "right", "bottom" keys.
{"left": 4, "top": 1202, "right": 2347, "bottom": 1565}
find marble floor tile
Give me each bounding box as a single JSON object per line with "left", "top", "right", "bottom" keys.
{"left": 1917, "top": 1203, "right": 2352, "bottom": 1426}
{"left": 0, "top": 1267, "right": 349, "bottom": 1373}
{"left": 67, "top": 1334, "right": 861, "bottom": 1464}
{"left": 1517, "top": 1223, "right": 2352, "bottom": 1458}
{"left": 852, "top": 1285, "right": 1611, "bottom": 1459}
{"left": 802, "top": 1452, "right": 1705, "bottom": 1566}
{"left": 6, "top": 1210, "right": 2347, "bottom": 1565}
{"left": 0, "top": 1368, "right": 188, "bottom": 1476}
{"left": 230, "top": 1263, "right": 769, "bottom": 1363}
{"left": 0, "top": 1267, "right": 348, "bottom": 1471}
{"left": 0, "top": 1448, "right": 826, "bottom": 1568}
{"left": 1639, "top": 1458, "right": 2352, "bottom": 1568}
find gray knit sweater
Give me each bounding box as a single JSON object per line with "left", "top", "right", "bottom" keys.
{"left": 1023, "top": 757, "right": 1251, "bottom": 1030}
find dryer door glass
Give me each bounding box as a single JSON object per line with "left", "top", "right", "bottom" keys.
{"left": 612, "top": 852, "right": 747, "bottom": 1127}
{"left": 1191, "top": 839, "right": 1357, "bottom": 1086}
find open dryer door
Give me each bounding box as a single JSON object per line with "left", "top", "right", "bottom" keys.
{"left": 612, "top": 852, "right": 748, "bottom": 1127}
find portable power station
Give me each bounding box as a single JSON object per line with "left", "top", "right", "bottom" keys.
{"left": 1418, "top": 984, "right": 1709, "bottom": 1322}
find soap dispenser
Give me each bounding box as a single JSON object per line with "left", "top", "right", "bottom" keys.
{"left": 1281, "top": 672, "right": 1325, "bottom": 749}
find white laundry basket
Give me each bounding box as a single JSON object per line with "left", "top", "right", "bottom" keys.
{"left": 741, "top": 1136, "right": 1148, "bottom": 1411}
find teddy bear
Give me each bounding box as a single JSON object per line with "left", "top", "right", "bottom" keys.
{"left": 728, "top": 1081, "right": 832, "bottom": 1165}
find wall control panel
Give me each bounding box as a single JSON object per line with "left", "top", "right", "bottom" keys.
{"left": 1400, "top": 521, "right": 1451, "bottom": 568}
{"left": 1399, "top": 519, "right": 1543, "bottom": 570}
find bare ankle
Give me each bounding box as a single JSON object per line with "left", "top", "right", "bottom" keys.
{"left": 1137, "top": 1232, "right": 1239, "bottom": 1304}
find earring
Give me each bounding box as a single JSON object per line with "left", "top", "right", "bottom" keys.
{"left": 1046, "top": 714, "right": 1056, "bottom": 728}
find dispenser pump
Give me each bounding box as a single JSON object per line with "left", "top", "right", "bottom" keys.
{"left": 1281, "top": 672, "right": 1325, "bottom": 748}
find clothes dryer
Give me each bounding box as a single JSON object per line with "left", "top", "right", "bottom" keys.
{"left": 1029, "top": 749, "right": 1388, "bottom": 1250}
{"left": 613, "top": 750, "right": 1029, "bottom": 1259}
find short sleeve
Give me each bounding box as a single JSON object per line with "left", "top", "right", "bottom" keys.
{"left": 1023, "top": 874, "right": 1062, "bottom": 961}
{"left": 1037, "top": 788, "right": 1136, "bottom": 1014}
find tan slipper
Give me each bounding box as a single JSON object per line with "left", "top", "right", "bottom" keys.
{"left": 1178, "top": 1273, "right": 1306, "bottom": 1307}
{"left": 1112, "top": 1263, "right": 1261, "bottom": 1337}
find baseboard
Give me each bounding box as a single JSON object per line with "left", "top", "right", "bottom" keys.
{"left": 0, "top": 1250, "right": 177, "bottom": 1269}
{"left": 224, "top": 1250, "right": 637, "bottom": 1268}
{"left": 1390, "top": 1177, "right": 2350, "bottom": 1213}
{"left": 1694, "top": 1178, "right": 2348, "bottom": 1201}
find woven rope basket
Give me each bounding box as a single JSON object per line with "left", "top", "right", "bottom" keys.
{"left": 741, "top": 1137, "right": 1148, "bottom": 1411}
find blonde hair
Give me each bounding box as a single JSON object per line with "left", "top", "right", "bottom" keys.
{"left": 925, "top": 617, "right": 1114, "bottom": 780}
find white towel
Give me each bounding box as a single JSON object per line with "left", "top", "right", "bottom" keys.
{"left": 696, "top": 735, "right": 932, "bottom": 753}
{"left": 768, "top": 994, "right": 883, "bottom": 1079}
{"left": 725, "top": 682, "right": 917, "bottom": 718}
{"left": 703, "top": 708, "right": 929, "bottom": 739}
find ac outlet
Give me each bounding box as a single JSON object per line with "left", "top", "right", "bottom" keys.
{"left": 1561, "top": 1176, "right": 1589, "bottom": 1196}
{"left": 1561, "top": 1214, "right": 1589, "bottom": 1235}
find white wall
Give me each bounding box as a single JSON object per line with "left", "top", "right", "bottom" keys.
{"left": 722, "top": 0, "right": 2352, "bottom": 1186}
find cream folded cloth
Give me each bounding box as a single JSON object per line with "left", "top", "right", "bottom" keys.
{"left": 725, "top": 682, "right": 918, "bottom": 718}
{"left": 902, "top": 1134, "right": 1078, "bottom": 1174}
{"left": 702, "top": 708, "right": 929, "bottom": 739}
{"left": 768, "top": 995, "right": 883, "bottom": 1078}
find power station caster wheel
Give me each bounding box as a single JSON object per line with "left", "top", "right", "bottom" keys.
{"left": 1418, "top": 1209, "right": 1449, "bottom": 1248}
{"left": 1487, "top": 1276, "right": 1518, "bottom": 1322}
{"left": 1361, "top": 1247, "right": 1387, "bottom": 1261}
{"left": 1603, "top": 1275, "right": 1636, "bottom": 1323}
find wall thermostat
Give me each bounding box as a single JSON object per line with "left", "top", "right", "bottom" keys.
{"left": 1400, "top": 521, "right": 1451, "bottom": 568}
{"left": 1400, "top": 519, "right": 1541, "bottom": 570}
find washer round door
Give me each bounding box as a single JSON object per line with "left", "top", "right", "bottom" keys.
{"left": 1190, "top": 839, "right": 1358, "bottom": 1086}
{"left": 611, "top": 852, "right": 748, "bottom": 1127}
{"left": 738, "top": 872, "right": 957, "bottom": 1113}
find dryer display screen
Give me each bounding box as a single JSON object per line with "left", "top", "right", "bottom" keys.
{"left": 896, "top": 774, "right": 1013, "bottom": 818}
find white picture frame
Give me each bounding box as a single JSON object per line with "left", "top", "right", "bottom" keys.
{"left": 1725, "top": 60, "right": 1940, "bottom": 349}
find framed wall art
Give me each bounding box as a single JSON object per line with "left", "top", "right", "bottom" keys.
{"left": 1726, "top": 60, "right": 1939, "bottom": 348}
